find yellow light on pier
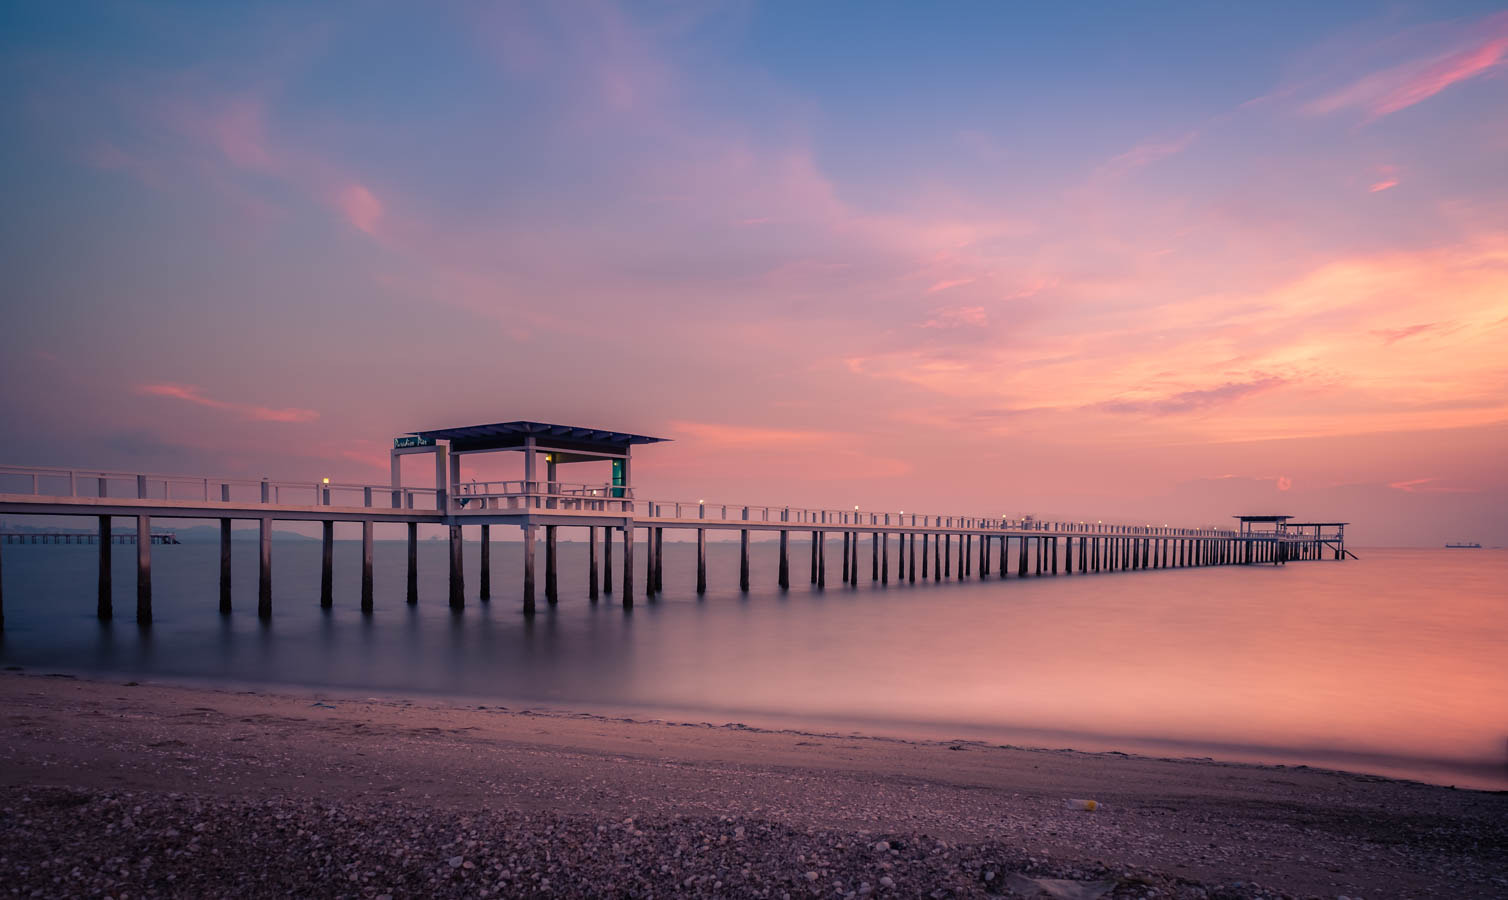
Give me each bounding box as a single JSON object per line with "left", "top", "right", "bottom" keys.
{"left": 322, "top": 477, "right": 330, "bottom": 484}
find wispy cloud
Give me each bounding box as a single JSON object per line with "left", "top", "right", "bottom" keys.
{"left": 1094, "top": 377, "right": 1289, "bottom": 416}
{"left": 137, "top": 384, "right": 319, "bottom": 423}
{"left": 926, "top": 278, "right": 975, "bottom": 294}
{"left": 919, "top": 306, "right": 988, "bottom": 329}
{"left": 1306, "top": 12, "right": 1508, "bottom": 119}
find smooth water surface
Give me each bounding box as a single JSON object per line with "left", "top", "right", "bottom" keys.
{"left": 1, "top": 539, "right": 1504, "bottom": 789}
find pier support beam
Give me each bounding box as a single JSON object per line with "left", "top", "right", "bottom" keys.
{"left": 523, "top": 525, "right": 536, "bottom": 614}
{"left": 480, "top": 524, "right": 491, "bottom": 601}
{"left": 909, "top": 533, "right": 917, "bottom": 583}
{"left": 361, "top": 521, "right": 374, "bottom": 613}
{"left": 590, "top": 525, "right": 600, "bottom": 601}
{"left": 817, "top": 531, "right": 826, "bottom": 588}
{"left": 406, "top": 523, "right": 418, "bottom": 604}
{"left": 603, "top": 526, "right": 613, "bottom": 594}
{"left": 622, "top": 525, "right": 634, "bottom": 608}
{"left": 697, "top": 527, "right": 707, "bottom": 594}
{"left": 258, "top": 517, "right": 272, "bottom": 620}
{"left": 216, "top": 516, "right": 231, "bottom": 614}
{"left": 321, "top": 521, "right": 334, "bottom": 609}
{"left": 1018, "top": 536, "right": 1028, "bottom": 577}
{"left": 546, "top": 525, "right": 558, "bottom": 604}
{"left": 740, "top": 526, "right": 750, "bottom": 592}
{"left": 1063, "top": 537, "right": 1072, "bottom": 575}
{"left": 97, "top": 515, "right": 112, "bottom": 621}
{"left": 842, "top": 532, "right": 850, "bottom": 584}
{"left": 810, "top": 532, "right": 818, "bottom": 584}
{"left": 959, "top": 534, "right": 967, "bottom": 580}
{"left": 136, "top": 515, "right": 151, "bottom": 624}
{"left": 778, "top": 530, "right": 789, "bottom": 590}
{"left": 655, "top": 527, "right": 665, "bottom": 595}
{"left": 921, "top": 533, "right": 929, "bottom": 579}
{"left": 448, "top": 524, "right": 464, "bottom": 610}
{"left": 944, "top": 534, "right": 951, "bottom": 578}
{"left": 872, "top": 533, "right": 880, "bottom": 582}
{"left": 881, "top": 532, "right": 889, "bottom": 584}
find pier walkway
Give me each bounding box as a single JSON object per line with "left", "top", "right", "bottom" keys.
{"left": 0, "top": 420, "right": 1348, "bottom": 627}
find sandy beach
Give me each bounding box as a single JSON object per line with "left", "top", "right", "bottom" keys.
{"left": 1, "top": 671, "right": 1503, "bottom": 899}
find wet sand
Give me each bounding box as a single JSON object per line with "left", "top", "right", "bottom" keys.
{"left": 1, "top": 671, "right": 1503, "bottom": 898}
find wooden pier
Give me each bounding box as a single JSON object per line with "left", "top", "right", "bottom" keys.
{"left": 0, "top": 421, "right": 1349, "bottom": 629}
{"left": 0, "top": 530, "right": 180, "bottom": 545}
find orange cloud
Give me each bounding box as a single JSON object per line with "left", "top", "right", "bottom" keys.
{"left": 137, "top": 384, "right": 319, "bottom": 423}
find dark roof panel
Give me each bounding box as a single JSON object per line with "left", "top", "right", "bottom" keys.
{"left": 411, "top": 421, "right": 669, "bottom": 449}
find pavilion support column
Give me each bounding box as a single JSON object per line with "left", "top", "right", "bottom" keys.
{"left": 97, "top": 515, "right": 112, "bottom": 621}
{"left": 258, "top": 517, "right": 272, "bottom": 620}
{"left": 909, "top": 533, "right": 917, "bottom": 583}
{"left": 645, "top": 527, "right": 656, "bottom": 597}
{"left": 522, "top": 525, "right": 536, "bottom": 615}
{"left": 320, "top": 521, "right": 334, "bottom": 609}
{"left": 778, "top": 530, "right": 789, "bottom": 590}
{"left": 448, "top": 524, "right": 465, "bottom": 610}
{"left": 135, "top": 515, "right": 152, "bottom": 625}
{"left": 361, "top": 521, "right": 374, "bottom": 614}
{"left": 480, "top": 524, "right": 491, "bottom": 601}
{"left": 589, "top": 525, "right": 600, "bottom": 601}
{"left": 622, "top": 525, "right": 635, "bottom": 608}
{"left": 406, "top": 523, "right": 418, "bottom": 604}
{"left": 546, "top": 525, "right": 559, "bottom": 604}
{"left": 603, "top": 526, "right": 613, "bottom": 594}
{"left": 817, "top": 532, "right": 826, "bottom": 588}
{"left": 810, "top": 531, "right": 818, "bottom": 584}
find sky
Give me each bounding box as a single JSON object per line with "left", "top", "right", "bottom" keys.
{"left": 2, "top": 1, "right": 1506, "bottom": 545}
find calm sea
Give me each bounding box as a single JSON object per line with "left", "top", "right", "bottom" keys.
{"left": 1, "top": 540, "right": 1504, "bottom": 789}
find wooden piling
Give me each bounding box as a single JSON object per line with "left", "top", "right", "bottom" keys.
{"left": 135, "top": 514, "right": 152, "bottom": 624}
{"left": 655, "top": 527, "right": 665, "bottom": 594}
{"left": 258, "top": 517, "right": 272, "bottom": 620}
{"left": 881, "top": 532, "right": 889, "bottom": 584}
{"left": 449, "top": 524, "right": 465, "bottom": 609}
{"left": 97, "top": 515, "right": 112, "bottom": 620}
{"left": 871, "top": 532, "right": 880, "bottom": 582}
{"left": 480, "top": 523, "right": 491, "bottom": 600}
{"left": 817, "top": 531, "right": 826, "bottom": 588}
{"left": 1018, "top": 535, "right": 1028, "bottom": 577}
{"left": 1063, "top": 536, "right": 1072, "bottom": 575}
{"left": 944, "top": 534, "right": 952, "bottom": 578}
{"left": 921, "top": 533, "right": 929, "bottom": 579}
{"left": 810, "top": 531, "right": 818, "bottom": 584}
{"left": 603, "top": 526, "right": 614, "bottom": 594}
{"left": 958, "top": 534, "right": 966, "bottom": 580}
{"left": 361, "top": 521, "right": 374, "bottom": 613}
{"left": 406, "top": 522, "right": 418, "bottom": 604}
{"left": 740, "top": 526, "right": 750, "bottom": 592}
{"left": 979, "top": 535, "right": 988, "bottom": 578}
{"left": 897, "top": 531, "right": 906, "bottom": 581}
{"left": 590, "top": 525, "right": 600, "bottom": 601}
{"left": 998, "top": 534, "right": 1008, "bottom": 579}
{"left": 523, "top": 525, "right": 536, "bottom": 614}
{"left": 622, "top": 525, "right": 634, "bottom": 608}
{"left": 218, "top": 516, "right": 232, "bottom": 614}
{"left": 547, "top": 525, "right": 559, "bottom": 604}
{"left": 909, "top": 533, "right": 916, "bottom": 583}
{"left": 697, "top": 527, "right": 707, "bottom": 594}
{"left": 320, "top": 521, "right": 334, "bottom": 609}
{"left": 778, "top": 530, "right": 789, "bottom": 590}
{"left": 842, "top": 532, "right": 850, "bottom": 584}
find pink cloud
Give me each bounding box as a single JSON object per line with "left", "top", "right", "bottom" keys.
{"left": 1369, "top": 180, "right": 1398, "bottom": 193}
{"left": 926, "top": 278, "right": 975, "bottom": 294}
{"left": 1101, "top": 131, "right": 1198, "bottom": 176}
{"left": 920, "top": 306, "right": 988, "bottom": 329}
{"left": 1094, "top": 377, "right": 1289, "bottom": 416}
{"left": 336, "top": 183, "right": 383, "bottom": 235}
{"left": 1387, "top": 477, "right": 1478, "bottom": 494}
{"left": 137, "top": 384, "right": 319, "bottom": 424}
{"left": 1307, "top": 12, "right": 1508, "bottom": 119}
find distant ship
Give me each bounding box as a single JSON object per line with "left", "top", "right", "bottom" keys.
{"left": 1445, "top": 542, "right": 1482, "bottom": 549}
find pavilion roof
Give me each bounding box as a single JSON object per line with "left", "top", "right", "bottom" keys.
{"left": 410, "top": 421, "right": 669, "bottom": 455}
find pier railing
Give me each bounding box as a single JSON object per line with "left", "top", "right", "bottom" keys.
{"left": 1, "top": 464, "right": 1243, "bottom": 537}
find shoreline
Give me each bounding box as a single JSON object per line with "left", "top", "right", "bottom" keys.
{"left": 3, "top": 670, "right": 1505, "bottom": 898}
{"left": 5, "top": 661, "right": 1502, "bottom": 793}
